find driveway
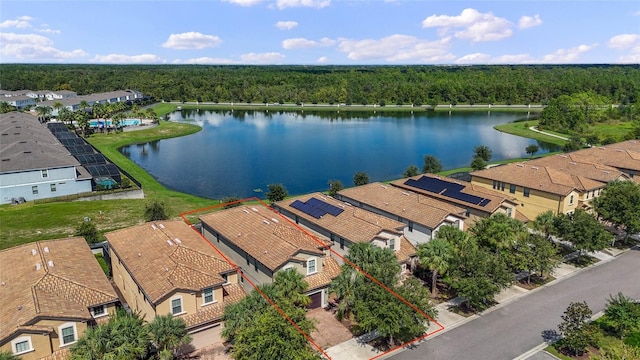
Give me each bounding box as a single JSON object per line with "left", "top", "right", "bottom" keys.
{"left": 390, "top": 248, "right": 640, "bottom": 360}
{"left": 307, "top": 307, "right": 354, "bottom": 350}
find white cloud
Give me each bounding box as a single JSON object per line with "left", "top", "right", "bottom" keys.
{"left": 0, "top": 32, "right": 86, "bottom": 61}
{"left": 240, "top": 52, "right": 285, "bottom": 64}
{"left": 174, "top": 57, "right": 239, "bottom": 64}
{"left": 276, "top": 21, "right": 298, "bottom": 30}
{"left": 37, "top": 27, "right": 61, "bottom": 34}
{"left": 455, "top": 53, "right": 491, "bottom": 64}
{"left": 541, "top": 43, "right": 597, "bottom": 63}
{"left": 608, "top": 34, "right": 640, "bottom": 49}
{"left": 317, "top": 56, "right": 329, "bottom": 63}
{"left": 455, "top": 52, "right": 535, "bottom": 64}
{"left": 518, "top": 14, "right": 542, "bottom": 29}
{"left": 162, "top": 32, "right": 222, "bottom": 49}
{"left": 282, "top": 37, "right": 335, "bottom": 49}
{"left": 0, "top": 16, "right": 33, "bottom": 29}
{"left": 337, "top": 34, "right": 454, "bottom": 62}
{"left": 276, "top": 0, "right": 331, "bottom": 9}
{"left": 422, "top": 8, "right": 513, "bottom": 42}
{"left": 619, "top": 48, "right": 640, "bottom": 63}
{"left": 92, "top": 54, "right": 164, "bottom": 64}
{"left": 492, "top": 54, "right": 535, "bottom": 64}
{"left": 222, "top": 0, "right": 264, "bottom": 6}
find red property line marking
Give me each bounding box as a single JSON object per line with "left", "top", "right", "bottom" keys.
{"left": 180, "top": 197, "right": 445, "bottom": 360}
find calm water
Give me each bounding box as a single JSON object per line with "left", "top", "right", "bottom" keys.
{"left": 120, "top": 109, "right": 558, "bottom": 199}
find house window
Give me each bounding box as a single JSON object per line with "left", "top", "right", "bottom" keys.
{"left": 58, "top": 323, "right": 77, "bottom": 347}
{"left": 509, "top": 184, "right": 516, "bottom": 194}
{"left": 32, "top": 186, "right": 38, "bottom": 195}
{"left": 500, "top": 182, "right": 505, "bottom": 191}
{"left": 307, "top": 258, "right": 317, "bottom": 275}
{"left": 203, "top": 288, "right": 214, "bottom": 304}
{"left": 91, "top": 305, "right": 106, "bottom": 317}
{"left": 41, "top": 169, "right": 48, "bottom": 178}
{"left": 523, "top": 187, "right": 530, "bottom": 197}
{"left": 12, "top": 336, "right": 32, "bottom": 355}
{"left": 223, "top": 274, "right": 230, "bottom": 284}
{"left": 408, "top": 221, "right": 414, "bottom": 232}
{"left": 50, "top": 183, "right": 57, "bottom": 192}
{"left": 339, "top": 238, "right": 345, "bottom": 249}
{"left": 506, "top": 207, "right": 513, "bottom": 217}
{"left": 389, "top": 238, "right": 395, "bottom": 251}
{"left": 492, "top": 180, "right": 498, "bottom": 190}
{"left": 569, "top": 195, "right": 574, "bottom": 205}
{"left": 171, "top": 297, "right": 183, "bottom": 315}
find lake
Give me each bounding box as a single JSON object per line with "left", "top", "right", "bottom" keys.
{"left": 120, "top": 109, "right": 558, "bottom": 200}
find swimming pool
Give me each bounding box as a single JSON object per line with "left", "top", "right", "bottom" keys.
{"left": 90, "top": 119, "right": 140, "bottom": 127}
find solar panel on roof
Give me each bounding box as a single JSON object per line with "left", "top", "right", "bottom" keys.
{"left": 86, "top": 164, "right": 121, "bottom": 183}
{"left": 479, "top": 199, "right": 491, "bottom": 207}
{"left": 290, "top": 200, "right": 323, "bottom": 219}
{"left": 443, "top": 190, "right": 484, "bottom": 205}
{"left": 407, "top": 176, "right": 492, "bottom": 207}
{"left": 307, "top": 197, "right": 344, "bottom": 216}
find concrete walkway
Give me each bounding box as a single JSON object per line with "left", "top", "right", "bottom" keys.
{"left": 528, "top": 126, "right": 569, "bottom": 141}
{"left": 323, "top": 248, "right": 629, "bottom": 360}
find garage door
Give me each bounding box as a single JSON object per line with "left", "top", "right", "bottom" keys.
{"left": 307, "top": 292, "right": 322, "bottom": 309}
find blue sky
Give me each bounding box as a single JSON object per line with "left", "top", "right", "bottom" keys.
{"left": 1, "top": 1, "right": 639, "bottom": 64}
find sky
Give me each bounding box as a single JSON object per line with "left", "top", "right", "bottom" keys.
{"left": 0, "top": 1, "right": 639, "bottom": 65}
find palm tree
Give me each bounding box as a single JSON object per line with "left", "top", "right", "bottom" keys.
{"left": 273, "top": 268, "right": 310, "bottom": 307}
{"left": 52, "top": 101, "right": 64, "bottom": 117}
{"left": 147, "top": 314, "right": 192, "bottom": 359}
{"left": 112, "top": 112, "right": 125, "bottom": 132}
{"left": 533, "top": 210, "right": 556, "bottom": 240}
{"left": 329, "top": 267, "right": 359, "bottom": 321}
{"left": 35, "top": 106, "right": 52, "bottom": 122}
{"left": 58, "top": 107, "right": 73, "bottom": 126}
{"left": 145, "top": 108, "right": 159, "bottom": 124}
{"left": 417, "top": 237, "right": 452, "bottom": 296}
{"left": 75, "top": 110, "right": 91, "bottom": 137}
{"left": 0, "top": 101, "right": 15, "bottom": 114}
{"left": 78, "top": 100, "right": 90, "bottom": 112}
{"left": 70, "top": 309, "right": 148, "bottom": 360}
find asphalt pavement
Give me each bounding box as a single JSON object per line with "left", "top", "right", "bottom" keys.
{"left": 389, "top": 248, "right": 640, "bottom": 360}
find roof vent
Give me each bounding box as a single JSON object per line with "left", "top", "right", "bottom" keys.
{"left": 151, "top": 224, "right": 157, "bottom": 230}
{"left": 31, "top": 249, "right": 37, "bottom": 256}
{"left": 380, "top": 184, "right": 388, "bottom": 189}
{"left": 138, "top": 252, "right": 142, "bottom": 257}
{"left": 560, "top": 155, "right": 567, "bottom": 158}
{"left": 402, "top": 192, "right": 410, "bottom": 196}
{"left": 35, "top": 263, "right": 41, "bottom": 271}
{"left": 47, "top": 260, "right": 54, "bottom": 267}
{"left": 263, "top": 219, "right": 270, "bottom": 225}
{"left": 516, "top": 163, "right": 524, "bottom": 167}
{"left": 616, "top": 149, "right": 624, "bottom": 152}
{"left": 271, "top": 218, "right": 279, "bottom": 223}
{"left": 243, "top": 209, "right": 250, "bottom": 214}
{"left": 251, "top": 207, "right": 259, "bottom": 212}
{"left": 531, "top": 166, "right": 539, "bottom": 170}
{"left": 165, "top": 267, "right": 169, "bottom": 272}
{"left": 18, "top": 305, "right": 22, "bottom": 311}
{"left": 158, "top": 223, "right": 165, "bottom": 229}
{"left": 167, "top": 239, "right": 174, "bottom": 246}
{"left": 43, "top": 247, "right": 49, "bottom": 253}
{"left": 174, "top": 238, "right": 182, "bottom": 244}
{"left": 2, "top": 282, "right": 6, "bottom": 286}
{"left": 569, "top": 162, "right": 576, "bottom": 165}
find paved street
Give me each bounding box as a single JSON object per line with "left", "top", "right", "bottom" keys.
{"left": 390, "top": 248, "right": 640, "bottom": 360}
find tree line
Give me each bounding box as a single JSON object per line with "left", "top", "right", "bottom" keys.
{"left": 2, "top": 64, "right": 639, "bottom": 107}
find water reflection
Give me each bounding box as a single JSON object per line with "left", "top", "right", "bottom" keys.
{"left": 123, "top": 110, "right": 560, "bottom": 200}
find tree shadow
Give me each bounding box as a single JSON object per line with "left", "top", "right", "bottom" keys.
{"left": 541, "top": 329, "right": 561, "bottom": 344}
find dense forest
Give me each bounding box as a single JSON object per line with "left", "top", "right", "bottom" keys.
{"left": 1, "top": 64, "right": 639, "bottom": 106}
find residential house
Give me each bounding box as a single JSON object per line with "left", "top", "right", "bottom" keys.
{"left": 567, "top": 141, "right": 640, "bottom": 179}
{"left": 0, "top": 112, "right": 92, "bottom": 205}
{"left": 105, "top": 220, "right": 244, "bottom": 339}
{"left": 44, "top": 91, "right": 77, "bottom": 101}
{"left": 391, "top": 174, "right": 521, "bottom": 223}
{"left": 273, "top": 193, "right": 416, "bottom": 271}
{"left": 200, "top": 205, "right": 341, "bottom": 309}
{"left": 335, "top": 182, "right": 467, "bottom": 245}
{"left": 470, "top": 163, "right": 605, "bottom": 220}
{"left": 0, "top": 237, "right": 119, "bottom": 360}
{"left": 2, "top": 96, "right": 37, "bottom": 109}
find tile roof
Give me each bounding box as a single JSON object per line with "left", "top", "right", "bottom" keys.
{"left": 181, "top": 283, "right": 246, "bottom": 329}
{"left": 527, "top": 153, "right": 630, "bottom": 183}
{"left": 471, "top": 163, "right": 605, "bottom": 195}
{"left": 395, "top": 236, "right": 417, "bottom": 264}
{"left": 0, "top": 237, "right": 118, "bottom": 343}
{"left": 275, "top": 193, "right": 405, "bottom": 244}
{"left": 199, "top": 205, "right": 328, "bottom": 272}
{"left": 105, "top": 220, "right": 235, "bottom": 305}
{"left": 568, "top": 146, "right": 640, "bottom": 172}
{"left": 337, "top": 182, "right": 467, "bottom": 230}
{"left": 0, "top": 112, "right": 82, "bottom": 173}
{"left": 391, "top": 174, "right": 517, "bottom": 213}
{"left": 305, "top": 257, "right": 341, "bottom": 292}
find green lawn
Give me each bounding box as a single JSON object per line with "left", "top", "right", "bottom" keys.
{"left": 494, "top": 120, "right": 567, "bottom": 146}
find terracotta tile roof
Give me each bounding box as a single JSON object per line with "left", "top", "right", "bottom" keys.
{"left": 105, "top": 220, "right": 235, "bottom": 305}
{"left": 527, "top": 154, "right": 630, "bottom": 183}
{"left": 471, "top": 163, "right": 605, "bottom": 195}
{"left": 181, "top": 283, "right": 245, "bottom": 329}
{"left": 514, "top": 210, "right": 531, "bottom": 223}
{"left": 607, "top": 140, "right": 640, "bottom": 152}
{"left": 199, "top": 205, "right": 327, "bottom": 272}
{"left": 305, "top": 257, "right": 341, "bottom": 292}
{"left": 274, "top": 193, "right": 405, "bottom": 244}
{"left": 0, "top": 237, "right": 118, "bottom": 343}
{"left": 391, "top": 174, "right": 518, "bottom": 213}
{"left": 569, "top": 145, "right": 640, "bottom": 172}
{"left": 337, "top": 182, "right": 467, "bottom": 230}
{"left": 395, "top": 236, "right": 416, "bottom": 264}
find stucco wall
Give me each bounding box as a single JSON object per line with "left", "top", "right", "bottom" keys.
{"left": 0, "top": 167, "right": 92, "bottom": 204}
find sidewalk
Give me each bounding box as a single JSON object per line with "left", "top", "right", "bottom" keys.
{"left": 324, "top": 247, "right": 627, "bottom": 360}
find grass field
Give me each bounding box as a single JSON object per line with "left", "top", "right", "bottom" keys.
{"left": 494, "top": 120, "right": 568, "bottom": 146}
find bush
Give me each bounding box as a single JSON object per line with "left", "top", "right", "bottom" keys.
{"left": 75, "top": 220, "right": 99, "bottom": 244}
{"left": 95, "top": 253, "right": 110, "bottom": 277}
{"left": 144, "top": 200, "right": 168, "bottom": 221}
{"left": 625, "top": 331, "right": 640, "bottom": 347}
